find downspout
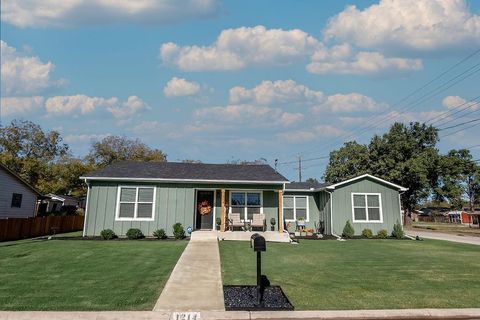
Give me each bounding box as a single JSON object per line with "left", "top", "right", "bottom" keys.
{"left": 82, "top": 179, "right": 90, "bottom": 237}
{"left": 326, "top": 189, "right": 341, "bottom": 239}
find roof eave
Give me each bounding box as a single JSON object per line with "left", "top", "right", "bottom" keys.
{"left": 325, "top": 174, "right": 408, "bottom": 192}
{"left": 80, "top": 176, "right": 289, "bottom": 185}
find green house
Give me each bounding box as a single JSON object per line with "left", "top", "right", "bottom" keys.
{"left": 81, "top": 161, "right": 407, "bottom": 237}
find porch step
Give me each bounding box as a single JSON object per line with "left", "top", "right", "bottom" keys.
{"left": 218, "top": 231, "right": 291, "bottom": 243}
{"left": 190, "top": 230, "right": 218, "bottom": 242}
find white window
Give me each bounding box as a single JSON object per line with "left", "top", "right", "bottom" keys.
{"left": 230, "top": 191, "right": 262, "bottom": 221}
{"left": 351, "top": 193, "right": 383, "bottom": 223}
{"left": 116, "top": 186, "right": 156, "bottom": 221}
{"left": 283, "top": 195, "right": 309, "bottom": 222}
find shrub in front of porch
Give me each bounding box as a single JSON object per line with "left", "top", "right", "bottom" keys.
{"left": 342, "top": 220, "right": 355, "bottom": 238}
{"left": 173, "top": 223, "right": 186, "bottom": 239}
{"left": 126, "top": 228, "right": 144, "bottom": 240}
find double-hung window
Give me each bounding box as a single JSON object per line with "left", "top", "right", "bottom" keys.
{"left": 230, "top": 191, "right": 262, "bottom": 221}
{"left": 11, "top": 193, "right": 23, "bottom": 208}
{"left": 283, "top": 195, "right": 308, "bottom": 221}
{"left": 116, "top": 186, "right": 156, "bottom": 221}
{"left": 352, "top": 193, "right": 382, "bottom": 222}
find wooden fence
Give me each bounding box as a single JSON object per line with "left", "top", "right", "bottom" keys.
{"left": 0, "top": 215, "right": 84, "bottom": 242}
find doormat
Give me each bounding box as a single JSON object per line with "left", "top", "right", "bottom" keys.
{"left": 223, "top": 285, "right": 294, "bottom": 311}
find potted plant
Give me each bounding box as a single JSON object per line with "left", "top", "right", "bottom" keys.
{"left": 297, "top": 217, "right": 306, "bottom": 227}
{"left": 215, "top": 217, "right": 221, "bottom": 230}
{"left": 306, "top": 228, "right": 314, "bottom": 237}
{"left": 270, "top": 218, "right": 276, "bottom": 231}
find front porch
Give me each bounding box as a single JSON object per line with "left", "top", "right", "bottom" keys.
{"left": 191, "top": 230, "right": 291, "bottom": 243}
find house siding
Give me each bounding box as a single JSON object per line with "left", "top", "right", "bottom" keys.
{"left": 84, "top": 181, "right": 282, "bottom": 237}
{"left": 330, "top": 178, "right": 401, "bottom": 236}
{"left": 0, "top": 167, "right": 37, "bottom": 218}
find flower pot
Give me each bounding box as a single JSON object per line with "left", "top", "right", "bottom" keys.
{"left": 294, "top": 231, "right": 300, "bottom": 236}
{"left": 300, "top": 232, "right": 306, "bottom": 237}
{"left": 307, "top": 232, "right": 313, "bottom": 237}
{"left": 271, "top": 226, "right": 275, "bottom": 231}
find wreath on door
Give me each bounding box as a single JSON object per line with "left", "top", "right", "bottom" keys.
{"left": 198, "top": 200, "right": 212, "bottom": 215}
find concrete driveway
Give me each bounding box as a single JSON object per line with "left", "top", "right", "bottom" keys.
{"left": 406, "top": 230, "right": 480, "bottom": 246}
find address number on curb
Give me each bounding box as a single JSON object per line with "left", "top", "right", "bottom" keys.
{"left": 171, "top": 312, "right": 201, "bottom": 320}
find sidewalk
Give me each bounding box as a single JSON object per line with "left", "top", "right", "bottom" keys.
{"left": 153, "top": 231, "right": 225, "bottom": 311}
{"left": 406, "top": 230, "right": 480, "bottom": 246}
{"left": 2, "top": 309, "right": 480, "bottom": 320}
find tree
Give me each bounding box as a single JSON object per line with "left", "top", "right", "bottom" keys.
{"left": 305, "top": 177, "right": 319, "bottom": 183}
{"left": 46, "top": 157, "right": 95, "bottom": 197}
{"left": 87, "top": 135, "right": 167, "bottom": 167}
{"left": 0, "top": 120, "right": 69, "bottom": 191}
{"left": 227, "top": 158, "right": 268, "bottom": 165}
{"left": 324, "top": 141, "right": 370, "bottom": 183}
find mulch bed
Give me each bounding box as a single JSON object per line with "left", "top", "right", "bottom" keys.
{"left": 45, "top": 236, "right": 190, "bottom": 241}
{"left": 223, "top": 285, "right": 294, "bottom": 311}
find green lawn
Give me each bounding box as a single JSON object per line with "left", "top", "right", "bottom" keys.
{"left": 0, "top": 237, "right": 186, "bottom": 310}
{"left": 220, "top": 239, "right": 480, "bottom": 310}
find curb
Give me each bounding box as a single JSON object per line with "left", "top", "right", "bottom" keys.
{"left": 1, "top": 309, "right": 480, "bottom": 320}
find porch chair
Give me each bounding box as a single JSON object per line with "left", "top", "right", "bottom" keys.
{"left": 228, "top": 213, "right": 244, "bottom": 231}
{"left": 251, "top": 213, "right": 266, "bottom": 231}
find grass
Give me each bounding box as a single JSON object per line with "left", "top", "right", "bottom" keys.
{"left": 220, "top": 239, "right": 480, "bottom": 310}
{"left": 0, "top": 236, "right": 187, "bottom": 310}
{"left": 409, "top": 221, "right": 480, "bottom": 237}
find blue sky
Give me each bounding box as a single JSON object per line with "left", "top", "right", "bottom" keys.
{"left": 1, "top": 0, "right": 480, "bottom": 181}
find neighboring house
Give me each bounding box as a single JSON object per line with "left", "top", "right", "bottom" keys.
{"left": 38, "top": 194, "right": 83, "bottom": 214}
{"left": 81, "top": 161, "right": 407, "bottom": 237}
{"left": 461, "top": 208, "right": 480, "bottom": 226}
{"left": 0, "top": 163, "right": 41, "bottom": 218}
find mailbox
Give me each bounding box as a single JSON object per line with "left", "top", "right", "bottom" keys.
{"left": 251, "top": 233, "right": 266, "bottom": 252}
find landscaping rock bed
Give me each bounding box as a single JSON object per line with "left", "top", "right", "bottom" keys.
{"left": 223, "top": 285, "right": 294, "bottom": 311}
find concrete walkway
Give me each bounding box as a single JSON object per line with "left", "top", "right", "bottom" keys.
{"left": 153, "top": 231, "right": 225, "bottom": 311}
{"left": 406, "top": 230, "right": 480, "bottom": 246}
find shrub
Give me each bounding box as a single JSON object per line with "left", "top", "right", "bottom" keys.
{"left": 362, "top": 228, "right": 373, "bottom": 238}
{"left": 75, "top": 208, "right": 85, "bottom": 216}
{"left": 173, "top": 223, "right": 185, "bottom": 240}
{"left": 216, "top": 217, "right": 222, "bottom": 226}
{"left": 270, "top": 218, "right": 276, "bottom": 226}
{"left": 153, "top": 229, "right": 166, "bottom": 239}
{"left": 126, "top": 228, "right": 144, "bottom": 240}
{"left": 100, "top": 229, "right": 116, "bottom": 240}
{"left": 342, "top": 220, "right": 355, "bottom": 238}
{"left": 377, "top": 229, "right": 388, "bottom": 239}
{"left": 392, "top": 221, "right": 404, "bottom": 239}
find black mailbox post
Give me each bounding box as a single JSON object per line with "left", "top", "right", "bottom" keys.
{"left": 251, "top": 233, "right": 266, "bottom": 304}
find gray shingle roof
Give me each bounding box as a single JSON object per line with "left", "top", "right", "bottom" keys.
{"left": 285, "top": 181, "right": 331, "bottom": 190}
{"left": 82, "top": 161, "right": 289, "bottom": 183}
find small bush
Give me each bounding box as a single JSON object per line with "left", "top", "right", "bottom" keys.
{"left": 126, "top": 228, "right": 144, "bottom": 240}
{"left": 392, "top": 221, "right": 404, "bottom": 239}
{"left": 270, "top": 218, "right": 276, "bottom": 226}
{"left": 173, "top": 223, "right": 185, "bottom": 240}
{"left": 75, "top": 208, "right": 85, "bottom": 216}
{"left": 216, "top": 217, "right": 221, "bottom": 226}
{"left": 100, "top": 229, "right": 116, "bottom": 240}
{"left": 153, "top": 229, "right": 166, "bottom": 239}
{"left": 362, "top": 228, "right": 373, "bottom": 238}
{"left": 377, "top": 229, "right": 388, "bottom": 239}
{"left": 342, "top": 220, "right": 355, "bottom": 238}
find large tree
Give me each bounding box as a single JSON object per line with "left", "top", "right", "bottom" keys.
{"left": 324, "top": 141, "right": 370, "bottom": 183}
{"left": 0, "top": 120, "right": 69, "bottom": 192}
{"left": 87, "top": 135, "right": 167, "bottom": 167}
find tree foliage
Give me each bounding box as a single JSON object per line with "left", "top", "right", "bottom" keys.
{"left": 87, "top": 135, "right": 167, "bottom": 167}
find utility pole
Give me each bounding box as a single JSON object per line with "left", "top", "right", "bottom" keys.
{"left": 298, "top": 155, "right": 302, "bottom": 182}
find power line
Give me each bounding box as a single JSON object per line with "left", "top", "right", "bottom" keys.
{"left": 434, "top": 106, "right": 480, "bottom": 128}
{"left": 427, "top": 96, "right": 480, "bottom": 125}
{"left": 441, "top": 121, "right": 480, "bottom": 138}
{"left": 438, "top": 118, "right": 480, "bottom": 131}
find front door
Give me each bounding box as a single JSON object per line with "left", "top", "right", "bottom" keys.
{"left": 196, "top": 190, "right": 214, "bottom": 230}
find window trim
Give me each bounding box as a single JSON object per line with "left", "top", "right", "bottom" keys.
{"left": 351, "top": 192, "right": 383, "bottom": 223}
{"left": 229, "top": 190, "right": 263, "bottom": 222}
{"left": 115, "top": 186, "right": 156, "bottom": 222}
{"left": 283, "top": 195, "right": 309, "bottom": 222}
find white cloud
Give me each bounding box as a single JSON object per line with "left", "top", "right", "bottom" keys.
{"left": 1, "top": 0, "right": 219, "bottom": 28}
{"left": 160, "top": 25, "right": 319, "bottom": 71}
{"left": 441, "top": 95, "right": 479, "bottom": 111}
{"left": 45, "top": 94, "right": 149, "bottom": 118}
{"left": 195, "top": 104, "right": 303, "bottom": 127}
{"left": 323, "top": 0, "right": 480, "bottom": 53}
{"left": 307, "top": 51, "right": 422, "bottom": 75}
{"left": 0, "top": 96, "right": 44, "bottom": 116}
{"left": 229, "top": 80, "right": 324, "bottom": 105}
{"left": 1, "top": 41, "right": 62, "bottom": 96}
{"left": 313, "top": 93, "right": 388, "bottom": 113}
{"left": 230, "top": 80, "right": 387, "bottom": 113}
{"left": 64, "top": 133, "right": 110, "bottom": 144}
{"left": 164, "top": 77, "right": 200, "bottom": 98}
{"left": 278, "top": 124, "right": 345, "bottom": 143}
